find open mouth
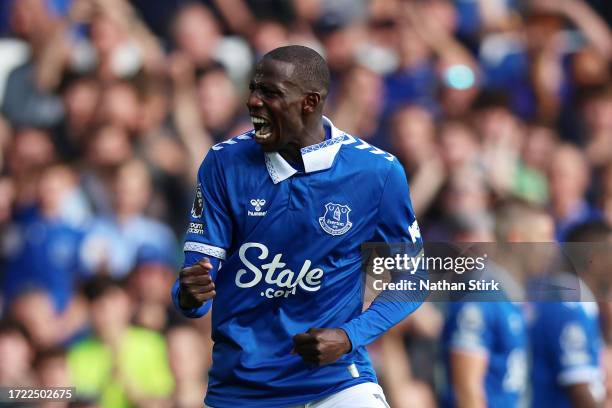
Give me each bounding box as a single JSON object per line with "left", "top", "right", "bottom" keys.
{"left": 251, "top": 116, "right": 272, "bottom": 141}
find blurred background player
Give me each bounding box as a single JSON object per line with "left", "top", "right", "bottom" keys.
{"left": 440, "top": 201, "right": 554, "bottom": 407}
{"left": 528, "top": 221, "right": 610, "bottom": 408}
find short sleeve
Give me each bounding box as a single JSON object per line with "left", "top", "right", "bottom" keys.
{"left": 553, "top": 306, "right": 600, "bottom": 386}
{"left": 449, "top": 303, "right": 492, "bottom": 355}
{"left": 183, "top": 150, "right": 233, "bottom": 265}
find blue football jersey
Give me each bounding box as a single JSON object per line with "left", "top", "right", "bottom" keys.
{"left": 442, "top": 300, "right": 528, "bottom": 407}
{"left": 3, "top": 211, "right": 85, "bottom": 312}
{"left": 172, "top": 117, "right": 423, "bottom": 407}
{"left": 529, "top": 299, "right": 604, "bottom": 408}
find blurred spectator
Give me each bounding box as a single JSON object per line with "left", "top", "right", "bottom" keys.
{"left": 170, "top": 2, "right": 252, "bottom": 84}
{"left": 98, "top": 81, "right": 142, "bottom": 136}
{"left": 389, "top": 105, "right": 445, "bottom": 217}
{"left": 34, "top": 348, "right": 72, "bottom": 408}
{"left": 196, "top": 66, "right": 249, "bottom": 143}
{"left": 127, "top": 247, "right": 179, "bottom": 332}
{"left": 167, "top": 323, "right": 212, "bottom": 408}
{"left": 2, "top": 165, "right": 87, "bottom": 323}
{"left": 315, "top": 10, "right": 367, "bottom": 77}
{"left": 473, "top": 97, "right": 524, "bottom": 197}
{"left": 1, "top": 0, "right": 64, "bottom": 128}
{"left": 170, "top": 3, "right": 224, "bottom": 71}
{"left": 519, "top": 122, "right": 558, "bottom": 204}
{"left": 0, "top": 320, "right": 34, "bottom": 387}
{"left": 426, "top": 168, "right": 493, "bottom": 242}
{"left": 68, "top": 276, "right": 174, "bottom": 407}
{"left": 478, "top": 0, "right": 611, "bottom": 124}
{"left": 9, "top": 289, "right": 63, "bottom": 350}
{"left": 168, "top": 53, "right": 215, "bottom": 181}
{"left": 81, "top": 159, "right": 178, "bottom": 277}
{"left": 330, "top": 65, "right": 384, "bottom": 140}
{"left": 584, "top": 86, "right": 612, "bottom": 167}
{"left": 36, "top": 349, "right": 70, "bottom": 383}
{"left": 377, "top": 304, "right": 442, "bottom": 408}
{"left": 7, "top": 128, "right": 56, "bottom": 208}
{"left": 439, "top": 120, "right": 481, "bottom": 174}
{"left": 599, "top": 164, "right": 612, "bottom": 227}
{"left": 250, "top": 20, "right": 290, "bottom": 57}
{"left": 87, "top": 9, "right": 142, "bottom": 80}
{"left": 0, "top": 177, "right": 15, "bottom": 227}
{"left": 549, "top": 143, "right": 600, "bottom": 240}
{"left": 55, "top": 75, "right": 101, "bottom": 160}
{"left": 81, "top": 124, "right": 133, "bottom": 215}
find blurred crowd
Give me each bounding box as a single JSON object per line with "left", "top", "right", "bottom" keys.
{"left": 0, "top": 0, "right": 610, "bottom": 407}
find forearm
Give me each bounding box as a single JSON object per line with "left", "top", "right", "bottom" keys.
{"left": 212, "top": 0, "right": 256, "bottom": 37}
{"left": 173, "top": 84, "right": 213, "bottom": 181}
{"left": 476, "top": 0, "right": 511, "bottom": 31}
{"left": 340, "top": 259, "right": 427, "bottom": 350}
{"left": 563, "top": 0, "right": 612, "bottom": 58}
{"left": 566, "top": 383, "right": 601, "bottom": 408}
{"left": 455, "top": 383, "right": 487, "bottom": 408}
{"left": 35, "top": 25, "right": 70, "bottom": 91}
{"left": 451, "top": 351, "right": 489, "bottom": 408}
{"left": 404, "top": 2, "right": 475, "bottom": 65}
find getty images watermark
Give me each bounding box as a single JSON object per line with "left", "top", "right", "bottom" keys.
{"left": 361, "top": 242, "right": 612, "bottom": 302}
{"left": 371, "top": 252, "right": 499, "bottom": 292}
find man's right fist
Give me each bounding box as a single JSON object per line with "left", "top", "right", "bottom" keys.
{"left": 178, "top": 258, "right": 216, "bottom": 309}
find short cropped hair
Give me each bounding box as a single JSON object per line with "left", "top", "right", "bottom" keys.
{"left": 262, "top": 45, "right": 330, "bottom": 97}
{"left": 494, "top": 199, "right": 549, "bottom": 241}
{"left": 83, "top": 276, "right": 125, "bottom": 301}
{"left": 566, "top": 221, "right": 612, "bottom": 242}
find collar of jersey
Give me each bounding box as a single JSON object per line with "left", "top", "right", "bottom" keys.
{"left": 264, "top": 116, "right": 345, "bottom": 184}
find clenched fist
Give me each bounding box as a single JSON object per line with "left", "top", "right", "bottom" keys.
{"left": 292, "top": 328, "right": 352, "bottom": 366}
{"left": 179, "top": 258, "right": 216, "bottom": 309}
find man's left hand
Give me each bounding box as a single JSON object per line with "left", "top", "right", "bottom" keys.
{"left": 292, "top": 328, "right": 352, "bottom": 365}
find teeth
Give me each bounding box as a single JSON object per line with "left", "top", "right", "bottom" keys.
{"left": 251, "top": 117, "right": 268, "bottom": 125}
{"left": 255, "top": 129, "right": 271, "bottom": 140}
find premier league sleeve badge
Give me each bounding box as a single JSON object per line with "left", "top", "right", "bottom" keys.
{"left": 191, "top": 185, "right": 204, "bottom": 218}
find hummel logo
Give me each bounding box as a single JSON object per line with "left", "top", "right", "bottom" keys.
{"left": 250, "top": 199, "right": 266, "bottom": 211}
{"left": 248, "top": 199, "right": 267, "bottom": 217}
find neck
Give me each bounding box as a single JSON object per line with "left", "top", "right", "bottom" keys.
{"left": 279, "top": 117, "right": 326, "bottom": 165}
{"left": 494, "top": 253, "right": 525, "bottom": 285}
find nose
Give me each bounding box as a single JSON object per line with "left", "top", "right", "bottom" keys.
{"left": 247, "top": 90, "right": 263, "bottom": 110}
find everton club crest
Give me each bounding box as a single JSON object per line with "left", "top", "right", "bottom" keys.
{"left": 319, "top": 203, "right": 353, "bottom": 236}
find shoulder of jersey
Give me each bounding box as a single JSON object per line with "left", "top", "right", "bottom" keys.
{"left": 337, "top": 132, "right": 396, "bottom": 164}
{"left": 560, "top": 301, "right": 598, "bottom": 317}
{"left": 209, "top": 129, "right": 397, "bottom": 165}
{"left": 209, "top": 130, "right": 258, "bottom": 158}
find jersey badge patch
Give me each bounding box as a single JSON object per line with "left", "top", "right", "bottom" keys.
{"left": 191, "top": 185, "right": 204, "bottom": 218}
{"left": 319, "top": 203, "right": 353, "bottom": 236}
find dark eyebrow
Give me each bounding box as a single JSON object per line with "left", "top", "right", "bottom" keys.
{"left": 249, "top": 81, "right": 284, "bottom": 94}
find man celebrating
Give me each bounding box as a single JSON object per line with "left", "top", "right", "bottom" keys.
{"left": 172, "top": 45, "right": 425, "bottom": 407}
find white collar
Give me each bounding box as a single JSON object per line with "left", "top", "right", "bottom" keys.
{"left": 264, "top": 116, "right": 345, "bottom": 184}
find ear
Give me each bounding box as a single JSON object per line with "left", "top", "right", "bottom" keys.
{"left": 302, "top": 92, "right": 321, "bottom": 114}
